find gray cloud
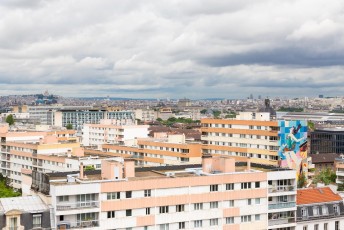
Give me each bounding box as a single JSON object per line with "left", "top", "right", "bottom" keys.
{"left": 0, "top": 0, "right": 343, "bottom": 99}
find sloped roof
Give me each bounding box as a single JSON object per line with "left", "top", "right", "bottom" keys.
{"left": 297, "top": 187, "right": 342, "bottom": 205}
{"left": 0, "top": 196, "right": 48, "bottom": 213}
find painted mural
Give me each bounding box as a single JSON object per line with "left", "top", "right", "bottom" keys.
{"left": 278, "top": 120, "right": 308, "bottom": 176}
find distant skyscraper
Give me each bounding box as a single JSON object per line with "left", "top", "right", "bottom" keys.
{"left": 249, "top": 94, "right": 253, "bottom": 99}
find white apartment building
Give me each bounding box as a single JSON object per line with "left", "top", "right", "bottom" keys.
{"left": 82, "top": 121, "right": 149, "bottom": 148}
{"left": 24, "top": 155, "right": 297, "bottom": 230}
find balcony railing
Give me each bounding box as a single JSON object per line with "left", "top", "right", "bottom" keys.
{"left": 297, "top": 212, "right": 343, "bottom": 222}
{"left": 56, "top": 201, "right": 99, "bottom": 211}
{"left": 269, "top": 202, "right": 296, "bottom": 210}
{"left": 268, "top": 217, "right": 295, "bottom": 226}
{"left": 57, "top": 220, "right": 99, "bottom": 229}
{"left": 269, "top": 185, "right": 295, "bottom": 193}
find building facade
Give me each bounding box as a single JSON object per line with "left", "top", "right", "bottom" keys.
{"left": 24, "top": 155, "right": 297, "bottom": 230}
{"left": 310, "top": 128, "right": 344, "bottom": 155}
{"left": 201, "top": 112, "right": 308, "bottom": 176}
{"left": 296, "top": 187, "right": 344, "bottom": 230}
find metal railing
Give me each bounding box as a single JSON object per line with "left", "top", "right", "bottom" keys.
{"left": 297, "top": 212, "right": 343, "bottom": 222}
{"left": 268, "top": 217, "right": 295, "bottom": 226}
{"left": 269, "top": 202, "right": 296, "bottom": 210}
{"left": 269, "top": 185, "right": 295, "bottom": 193}
{"left": 57, "top": 220, "right": 99, "bottom": 229}
{"left": 56, "top": 201, "right": 99, "bottom": 211}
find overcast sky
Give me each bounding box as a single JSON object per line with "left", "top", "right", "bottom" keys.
{"left": 0, "top": 0, "right": 343, "bottom": 99}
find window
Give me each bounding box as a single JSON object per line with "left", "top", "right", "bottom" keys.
{"left": 314, "top": 224, "right": 319, "bottom": 230}
{"left": 313, "top": 206, "right": 319, "bottom": 216}
{"left": 160, "top": 224, "right": 169, "bottom": 230}
{"left": 176, "top": 204, "right": 185, "bottom": 212}
{"left": 194, "top": 220, "right": 202, "bottom": 228}
{"left": 144, "top": 189, "right": 151, "bottom": 197}
{"left": 107, "top": 211, "right": 115, "bottom": 218}
{"left": 241, "top": 182, "right": 251, "bottom": 189}
{"left": 210, "top": 201, "right": 218, "bottom": 209}
{"left": 226, "top": 217, "right": 234, "bottom": 224}
{"left": 255, "top": 198, "right": 260, "bottom": 205}
{"left": 229, "top": 200, "right": 234, "bottom": 207}
{"left": 334, "top": 204, "right": 340, "bottom": 215}
{"left": 107, "top": 192, "right": 120, "bottom": 200}
{"left": 303, "top": 226, "right": 308, "bottom": 230}
{"left": 126, "top": 191, "right": 132, "bottom": 198}
{"left": 255, "top": 214, "right": 260, "bottom": 221}
{"left": 255, "top": 182, "right": 260, "bottom": 188}
{"left": 159, "top": 206, "right": 169, "bottom": 214}
{"left": 126, "top": 209, "right": 132, "bottom": 216}
{"left": 210, "top": 218, "right": 218, "bottom": 226}
{"left": 335, "top": 221, "right": 339, "bottom": 230}
{"left": 210, "top": 185, "right": 218, "bottom": 192}
{"left": 241, "top": 215, "right": 251, "bottom": 223}
{"left": 322, "top": 206, "right": 329, "bottom": 215}
{"left": 247, "top": 199, "right": 252, "bottom": 205}
{"left": 324, "top": 223, "right": 328, "bottom": 230}
{"left": 58, "top": 196, "right": 69, "bottom": 202}
{"left": 301, "top": 208, "right": 308, "bottom": 218}
{"left": 146, "top": 208, "right": 150, "bottom": 215}
{"left": 194, "top": 203, "right": 203, "bottom": 210}
{"left": 178, "top": 222, "right": 185, "bottom": 229}
{"left": 9, "top": 217, "right": 17, "bottom": 229}
{"left": 226, "top": 183, "right": 234, "bottom": 190}
{"left": 33, "top": 214, "right": 42, "bottom": 228}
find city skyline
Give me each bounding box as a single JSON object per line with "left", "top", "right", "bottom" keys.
{"left": 0, "top": 0, "right": 343, "bottom": 98}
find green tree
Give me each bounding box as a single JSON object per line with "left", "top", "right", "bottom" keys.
{"left": 200, "top": 109, "right": 207, "bottom": 114}
{"left": 308, "top": 121, "right": 315, "bottom": 131}
{"left": 66, "top": 124, "right": 73, "bottom": 130}
{"left": 313, "top": 168, "right": 336, "bottom": 185}
{"left": 156, "top": 118, "right": 163, "bottom": 122}
{"left": 85, "top": 165, "right": 95, "bottom": 171}
{"left": 5, "top": 114, "right": 15, "bottom": 126}
{"left": 297, "top": 172, "right": 307, "bottom": 188}
{"left": 212, "top": 110, "right": 221, "bottom": 118}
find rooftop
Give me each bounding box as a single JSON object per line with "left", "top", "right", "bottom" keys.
{"left": 297, "top": 187, "right": 342, "bottom": 205}
{"left": 0, "top": 196, "right": 48, "bottom": 214}
{"left": 311, "top": 153, "right": 338, "bottom": 164}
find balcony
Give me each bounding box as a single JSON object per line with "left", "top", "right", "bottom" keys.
{"left": 56, "top": 201, "right": 99, "bottom": 211}
{"left": 269, "top": 185, "right": 295, "bottom": 193}
{"left": 57, "top": 220, "right": 99, "bottom": 229}
{"left": 268, "top": 217, "right": 295, "bottom": 226}
{"left": 269, "top": 202, "right": 296, "bottom": 210}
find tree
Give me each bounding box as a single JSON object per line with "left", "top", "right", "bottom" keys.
{"left": 66, "top": 124, "right": 73, "bottom": 130}
{"left": 212, "top": 110, "right": 221, "bottom": 118}
{"left": 297, "top": 172, "right": 307, "bottom": 188}
{"left": 200, "top": 109, "right": 207, "bottom": 114}
{"left": 308, "top": 121, "right": 315, "bottom": 131}
{"left": 313, "top": 168, "right": 336, "bottom": 185}
{"left": 5, "top": 114, "right": 14, "bottom": 126}
{"left": 85, "top": 165, "right": 95, "bottom": 171}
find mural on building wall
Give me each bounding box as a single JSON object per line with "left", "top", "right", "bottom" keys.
{"left": 278, "top": 120, "right": 308, "bottom": 176}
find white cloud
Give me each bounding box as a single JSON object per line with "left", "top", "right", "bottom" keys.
{"left": 0, "top": 0, "right": 343, "bottom": 98}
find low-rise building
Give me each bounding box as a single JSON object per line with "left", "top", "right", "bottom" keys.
{"left": 296, "top": 187, "right": 344, "bottom": 230}
{"left": 0, "top": 196, "right": 51, "bottom": 230}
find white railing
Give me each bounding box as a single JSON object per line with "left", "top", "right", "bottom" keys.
{"left": 268, "top": 202, "right": 296, "bottom": 210}
{"left": 56, "top": 201, "right": 99, "bottom": 210}
{"left": 269, "top": 185, "right": 295, "bottom": 193}
{"left": 57, "top": 220, "right": 99, "bottom": 229}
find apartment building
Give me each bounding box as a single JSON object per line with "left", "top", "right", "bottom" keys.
{"left": 54, "top": 109, "right": 135, "bottom": 131}
{"left": 201, "top": 112, "right": 308, "bottom": 173}
{"left": 296, "top": 187, "right": 344, "bottom": 230}
{"left": 335, "top": 155, "right": 344, "bottom": 184}
{"left": 82, "top": 121, "right": 149, "bottom": 148}
{"left": 0, "top": 124, "right": 107, "bottom": 190}
{"left": 92, "top": 134, "right": 202, "bottom": 166}
{"left": 24, "top": 155, "right": 297, "bottom": 230}
{"left": 0, "top": 196, "right": 51, "bottom": 230}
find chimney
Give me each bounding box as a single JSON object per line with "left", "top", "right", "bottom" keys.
{"left": 247, "top": 157, "right": 251, "bottom": 171}
{"left": 80, "top": 163, "right": 85, "bottom": 179}
{"left": 202, "top": 155, "right": 212, "bottom": 173}
{"left": 124, "top": 159, "right": 135, "bottom": 178}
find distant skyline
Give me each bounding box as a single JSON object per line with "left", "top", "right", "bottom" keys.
{"left": 0, "top": 0, "right": 343, "bottom": 99}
